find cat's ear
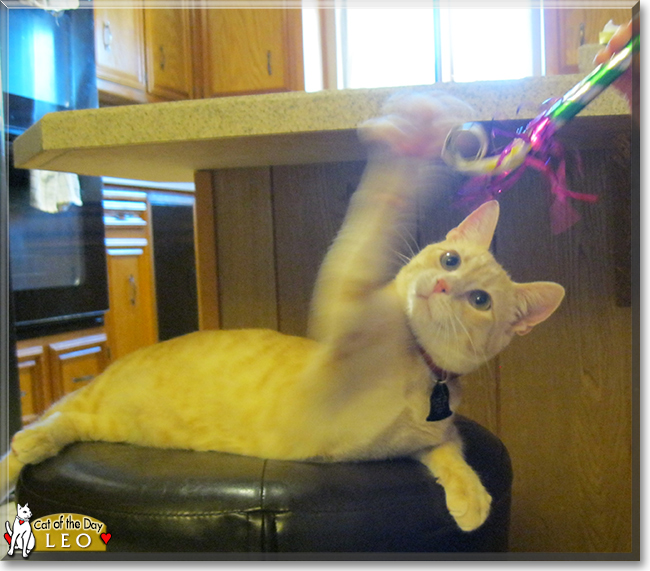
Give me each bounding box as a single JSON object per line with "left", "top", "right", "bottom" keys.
{"left": 446, "top": 200, "right": 499, "bottom": 249}
{"left": 512, "top": 282, "right": 565, "bottom": 335}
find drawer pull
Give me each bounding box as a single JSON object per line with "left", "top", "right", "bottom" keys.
{"left": 72, "top": 375, "right": 95, "bottom": 384}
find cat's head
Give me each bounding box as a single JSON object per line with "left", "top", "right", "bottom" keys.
{"left": 16, "top": 503, "right": 32, "bottom": 519}
{"left": 394, "top": 200, "right": 565, "bottom": 374}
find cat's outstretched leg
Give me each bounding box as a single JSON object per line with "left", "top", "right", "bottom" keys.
{"left": 11, "top": 412, "right": 82, "bottom": 466}
{"left": 0, "top": 411, "right": 130, "bottom": 502}
{"left": 11, "top": 411, "right": 128, "bottom": 466}
{"left": 419, "top": 440, "right": 492, "bottom": 532}
{"left": 309, "top": 92, "right": 473, "bottom": 342}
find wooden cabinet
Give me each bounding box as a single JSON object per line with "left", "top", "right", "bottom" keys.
{"left": 94, "top": 1, "right": 195, "bottom": 104}
{"left": 102, "top": 181, "right": 200, "bottom": 353}
{"left": 16, "top": 329, "right": 109, "bottom": 427}
{"left": 196, "top": 6, "right": 304, "bottom": 97}
{"left": 94, "top": 3, "right": 304, "bottom": 104}
{"left": 144, "top": 5, "right": 195, "bottom": 100}
{"left": 103, "top": 189, "right": 158, "bottom": 361}
{"left": 94, "top": 0, "right": 148, "bottom": 104}
{"left": 544, "top": 7, "right": 633, "bottom": 75}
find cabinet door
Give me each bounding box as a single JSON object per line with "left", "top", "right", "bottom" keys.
{"left": 105, "top": 246, "right": 158, "bottom": 361}
{"left": 94, "top": 1, "right": 147, "bottom": 102}
{"left": 48, "top": 334, "right": 110, "bottom": 399}
{"left": 16, "top": 346, "right": 48, "bottom": 426}
{"left": 201, "top": 7, "right": 304, "bottom": 96}
{"left": 144, "top": 6, "right": 194, "bottom": 100}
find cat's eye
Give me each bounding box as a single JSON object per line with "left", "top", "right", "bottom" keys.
{"left": 468, "top": 290, "right": 492, "bottom": 311}
{"left": 440, "top": 251, "right": 461, "bottom": 270}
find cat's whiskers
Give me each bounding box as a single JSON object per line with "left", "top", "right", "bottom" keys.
{"left": 393, "top": 250, "right": 412, "bottom": 266}
{"left": 396, "top": 226, "right": 420, "bottom": 261}
{"left": 451, "top": 311, "right": 487, "bottom": 365}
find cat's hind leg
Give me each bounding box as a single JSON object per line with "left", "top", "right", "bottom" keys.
{"left": 419, "top": 440, "right": 492, "bottom": 532}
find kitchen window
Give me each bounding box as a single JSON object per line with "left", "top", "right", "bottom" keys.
{"left": 303, "top": 3, "right": 543, "bottom": 91}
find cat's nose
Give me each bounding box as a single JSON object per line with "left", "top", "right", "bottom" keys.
{"left": 432, "top": 278, "right": 450, "bottom": 294}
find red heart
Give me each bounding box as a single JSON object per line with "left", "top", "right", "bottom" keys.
{"left": 19, "top": 521, "right": 24, "bottom": 525}
{"left": 4, "top": 532, "right": 11, "bottom": 545}
{"left": 100, "top": 533, "right": 111, "bottom": 545}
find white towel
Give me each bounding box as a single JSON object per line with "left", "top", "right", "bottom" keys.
{"left": 19, "top": 0, "right": 79, "bottom": 11}
{"left": 29, "top": 170, "right": 82, "bottom": 213}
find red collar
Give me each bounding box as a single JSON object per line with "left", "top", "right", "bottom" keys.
{"left": 416, "top": 344, "right": 460, "bottom": 382}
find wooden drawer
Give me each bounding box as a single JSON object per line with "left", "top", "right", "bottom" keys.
{"left": 48, "top": 334, "right": 110, "bottom": 400}
{"left": 16, "top": 327, "right": 110, "bottom": 427}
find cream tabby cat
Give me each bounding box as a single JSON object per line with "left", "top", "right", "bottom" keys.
{"left": 1, "top": 94, "right": 564, "bottom": 533}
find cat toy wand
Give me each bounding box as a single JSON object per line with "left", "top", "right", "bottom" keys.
{"left": 441, "top": 33, "right": 639, "bottom": 233}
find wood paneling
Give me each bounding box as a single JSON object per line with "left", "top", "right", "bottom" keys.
{"left": 212, "top": 168, "right": 278, "bottom": 330}
{"left": 194, "top": 171, "right": 220, "bottom": 330}
{"left": 272, "top": 162, "right": 364, "bottom": 337}
{"left": 496, "top": 153, "right": 632, "bottom": 552}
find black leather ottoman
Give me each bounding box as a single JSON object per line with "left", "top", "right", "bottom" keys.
{"left": 15, "top": 416, "right": 512, "bottom": 554}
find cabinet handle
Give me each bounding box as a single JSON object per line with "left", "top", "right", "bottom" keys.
{"left": 267, "top": 50, "right": 272, "bottom": 76}
{"left": 103, "top": 21, "right": 112, "bottom": 50}
{"left": 579, "top": 22, "right": 585, "bottom": 46}
{"left": 159, "top": 45, "right": 166, "bottom": 71}
{"left": 72, "top": 375, "right": 95, "bottom": 384}
{"left": 128, "top": 274, "right": 137, "bottom": 306}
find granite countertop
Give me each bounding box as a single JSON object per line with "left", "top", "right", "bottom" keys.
{"left": 13, "top": 75, "right": 629, "bottom": 183}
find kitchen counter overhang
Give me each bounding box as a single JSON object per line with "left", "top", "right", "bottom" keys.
{"left": 13, "top": 75, "right": 630, "bottom": 183}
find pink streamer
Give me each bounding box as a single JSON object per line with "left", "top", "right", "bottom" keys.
{"left": 456, "top": 124, "right": 597, "bottom": 234}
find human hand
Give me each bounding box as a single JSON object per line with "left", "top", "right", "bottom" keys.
{"left": 594, "top": 19, "right": 636, "bottom": 106}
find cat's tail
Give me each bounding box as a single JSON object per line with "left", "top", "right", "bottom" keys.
{"left": 0, "top": 449, "right": 26, "bottom": 505}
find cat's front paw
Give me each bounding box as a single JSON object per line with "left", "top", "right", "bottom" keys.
{"left": 359, "top": 92, "right": 474, "bottom": 159}
{"left": 441, "top": 465, "right": 492, "bottom": 532}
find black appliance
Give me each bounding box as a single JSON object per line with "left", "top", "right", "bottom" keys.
{"left": 149, "top": 192, "right": 199, "bottom": 341}
{"left": 2, "top": 2, "right": 108, "bottom": 338}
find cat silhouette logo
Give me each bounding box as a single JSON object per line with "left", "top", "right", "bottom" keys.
{"left": 4, "top": 510, "right": 110, "bottom": 555}
{"left": 4, "top": 503, "right": 35, "bottom": 558}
